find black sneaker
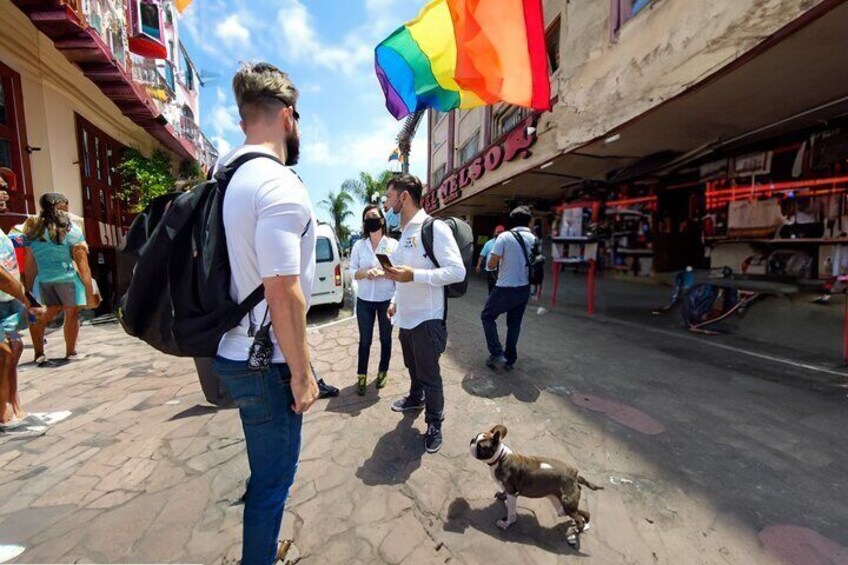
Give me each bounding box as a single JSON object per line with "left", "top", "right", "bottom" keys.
{"left": 486, "top": 355, "right": 507, "bottom": 370}
{"left": 317, "top": 379, "right": 339, "bottom": 399}
{"left": 391, "top": 396, "right": 424, "bottom": 412}
{"left": 424, "top": 424, "right": 443, "bottom": 453}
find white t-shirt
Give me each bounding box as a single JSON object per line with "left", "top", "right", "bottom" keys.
{"left": 492, "top": 227, "right": 536, "bottom": 287}
{"left": 215, "top": 145, "right": 317, "bottom": 363}
{"left": 349, "top": 236, "right": 397, "bottom": 302}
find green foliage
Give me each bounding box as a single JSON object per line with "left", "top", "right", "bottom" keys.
{"left": 319, "top": 189, "right": 354, "bottom": 243}
{"left": 178, "top": 159, "right": 203, "bottom": 183}
{"left": 343, "top": 170, "right": 395, "bottom": 204}
{"left": 117, "top": 148, "right": 175, "bottom": 212}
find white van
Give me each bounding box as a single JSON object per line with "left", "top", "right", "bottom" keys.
{"left": 311, "top": 222, "right": 345, "bottom": 308}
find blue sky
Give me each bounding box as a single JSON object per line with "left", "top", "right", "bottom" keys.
{"left": 178, "top": 0, "right": 429, "bottom": 226}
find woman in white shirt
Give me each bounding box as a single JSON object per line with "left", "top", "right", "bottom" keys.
{"left": 349, "top": 204, "right": 398, "bottom": 396}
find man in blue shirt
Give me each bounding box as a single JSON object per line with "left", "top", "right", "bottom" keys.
{"left": 475, "top": 225, "right": 504, "bottom": 294}
{"left": 481, "top": 207, "right": 536, "bottom": 371}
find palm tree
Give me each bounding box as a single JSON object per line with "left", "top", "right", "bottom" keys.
{"left": 319, "top": 189, "right": 354, "bottom": 243}
{"left": 343, "top": 170, "right": 395, "bottom": 204}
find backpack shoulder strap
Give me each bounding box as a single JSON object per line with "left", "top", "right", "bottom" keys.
{"left": 510, "top": 230, "right": 532, "bottom": 268}
{"left": 421, "top": 218, "right": 440, "bottom": 268}
{"left": 214, "top": 152, "right": 285, "bottom": 190}
{"left": 421, "top": 217, "right": 450, "bottom": 324}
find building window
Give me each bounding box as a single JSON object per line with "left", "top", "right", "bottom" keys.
{"left": 432, "top": 164, "right": 447, "bottom": 186}
{"left": 611, "top": 0, "right": 655, "bottom": 40}
{"left": 495, "top": 108, "right": 524, "bottom": 139}
{"left": 433, "top": 109, "right": 448, "bottom": 126}
{"left": 546, "top": 18, "right": 560, "bottom": 74}
{"left": 458, "top": 132, "right": 480, "bottom": 164}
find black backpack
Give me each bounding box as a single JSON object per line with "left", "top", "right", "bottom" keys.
{"left": 510, "top": 229, "right": 546, "bottom": 286}
{"left": 421, "top": 216, "right": 474, "bottom": 297}
{"left": 117, "top": 152, "right": 280, "bottom": 357}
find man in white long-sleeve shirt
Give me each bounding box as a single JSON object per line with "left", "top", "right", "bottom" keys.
{"left": 383, "top": 174, "right": 465, "bottom": 454}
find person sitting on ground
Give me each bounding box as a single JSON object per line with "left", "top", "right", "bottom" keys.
{"left": 0, "top": 187, "right": 44, "bottom": 426}
{"left": 349, "top": 204, "right": 397, "bottom": 395}
{"left": 22, "top": 193, "right": 100, "bottom": 366}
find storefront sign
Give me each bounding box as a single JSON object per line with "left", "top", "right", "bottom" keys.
{"left": 733, "top": 151, "right": 772, "bottom": 177}
{"left": 423, "top": 115, "right": 539, "bottom": 213}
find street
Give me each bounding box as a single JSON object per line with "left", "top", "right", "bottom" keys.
{"left": 0, "top": 277, "right": 845, "bottom": 564}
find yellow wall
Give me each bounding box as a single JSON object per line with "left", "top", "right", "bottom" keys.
{"left": 0, "top": 0, "right": 174, "bottom": 219}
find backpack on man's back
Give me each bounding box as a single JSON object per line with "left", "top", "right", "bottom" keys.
{"left": 118, "top": 153, "right": 280, "bottom": 357}
{"left": 510, "top": 229, "right": 546, "bottom": 286}
{"left": 421, "top": 216, "right": 473, "bottom": 297}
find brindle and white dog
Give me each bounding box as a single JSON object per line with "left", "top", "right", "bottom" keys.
{"left": 469, "top": 424, "right": 603, "bottom": 548}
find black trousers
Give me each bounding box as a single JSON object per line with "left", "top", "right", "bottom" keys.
{"left": 398, "top": 320, "right": 447, "bottom": 424}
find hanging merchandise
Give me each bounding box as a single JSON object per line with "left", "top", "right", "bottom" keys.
{"left": 128, "top": 0, "right": 168, "bottom": 59}
{"left": 727, "top": 199, "right": 786, "bottom": 239}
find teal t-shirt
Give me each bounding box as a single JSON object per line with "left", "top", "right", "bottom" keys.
{"left": 0, "top": 230, "right": 21, "bottom": 302}
{"left": 28, "top": 224, "right": 86, "bottom": 284}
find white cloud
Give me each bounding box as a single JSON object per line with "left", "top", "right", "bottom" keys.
{"left": 212, "top": 136, "right": 233, "bottom": 156}
{"left": 276, "top": 0, "right": 372, "bottom": 74}
{"left": 209, "top": 87, "right": 241, "bottom": 141}
{"left": 215, "top": 14, "right": 250, "bottom": 48}
{"left": 302, "top": 141, "right": 335, "bottom": 166}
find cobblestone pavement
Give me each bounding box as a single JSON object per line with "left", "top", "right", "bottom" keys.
{"left": 0, "top": 279, "right": 846, "bottom": 564}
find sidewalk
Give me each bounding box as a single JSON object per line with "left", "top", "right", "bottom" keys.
{"left": 0, "top": 280, "right": 845, "bottom": 563}
{"left": 537, "top": 268, "right": 848, "bottom": 374}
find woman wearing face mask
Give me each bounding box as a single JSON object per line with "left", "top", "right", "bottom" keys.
{"left": 349, "top": 204, "right": 397, "bottom": 396}
{"left": 22, "top": 193, "right": 100, "bottom": 366}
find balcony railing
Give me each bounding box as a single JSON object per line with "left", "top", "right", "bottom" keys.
{"left": 130, "top": 57, "right": 175, "bottom": 106}
{"left": 82, "top": 0, "right": 129, "bottom": 68}
{"left": 60, "top": 0, "right": 85, "bottom": 21}
{"left": 178, "top": 114, "right": 201, "bottom": 147}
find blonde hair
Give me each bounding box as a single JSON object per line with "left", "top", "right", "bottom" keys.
{"left": 232, "top": 62, "right": 298, "bottom": 124}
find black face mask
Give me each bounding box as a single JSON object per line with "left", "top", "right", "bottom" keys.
{"left": 364, "top": 218, "right": 383, "bottom": 234}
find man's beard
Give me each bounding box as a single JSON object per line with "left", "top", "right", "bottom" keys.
{"left": 286, "top": 131, "right": 300, "bottom": 166}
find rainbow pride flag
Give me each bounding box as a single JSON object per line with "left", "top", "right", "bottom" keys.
{"left": 375, "top": 0, "right": 551, "bottom": 120}
{"left": 175, "top": 0, "right": 194, "bottom": 14}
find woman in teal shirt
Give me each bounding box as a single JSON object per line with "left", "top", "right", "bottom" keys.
{"left": 23, "top": 193, "right": 99, "bottom": 365}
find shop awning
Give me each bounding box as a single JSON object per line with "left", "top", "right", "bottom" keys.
{"left": 445, "top": 0, "right": 848, "bottom": 216}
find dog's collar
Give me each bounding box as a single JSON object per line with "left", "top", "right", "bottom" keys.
{"left": 486, "top": 445, "right": 512, "bottom": 466}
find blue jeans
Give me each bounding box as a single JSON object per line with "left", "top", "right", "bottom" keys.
{"left": 481, "top": 285, "right": 532, "bottom": 365}
{"left": 213, "top": 357, "right": 303, "bottom": 565}
{"left": 356, "top": 298, "right": 393, "bottom": 375}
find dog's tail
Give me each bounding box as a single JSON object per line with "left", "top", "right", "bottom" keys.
{"left": 578, "top": 475, "right": 604, "bottom": 491}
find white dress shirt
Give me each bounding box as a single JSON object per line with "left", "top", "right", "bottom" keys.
{"left": 349, "top": 235, "right": 398, "bottom": 302}
{"left": 391, "top": 209, "right": 466, "bottom": 330}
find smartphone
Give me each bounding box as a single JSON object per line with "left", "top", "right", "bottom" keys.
{"left": 376, "top": 253, "right": 393, "bottom": 269}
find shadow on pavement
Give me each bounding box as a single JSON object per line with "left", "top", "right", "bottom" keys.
{"left": 459, "top": 365, "right": 541, "bottom": 404}
{"left": 444, "top": 497, "right": 583, "bottom": 557}
{"left": 356, "top": 413, "right": 424, "bottom": 486}
{"left": 169, "top": 404, "right": 222, "bottom": 421}
{"left": 322, "top": 383, "right": 381, "bottom": 416}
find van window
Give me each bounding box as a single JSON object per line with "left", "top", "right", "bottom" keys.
{"left": 316, "top": 237, "right": 334, "bottom": 263}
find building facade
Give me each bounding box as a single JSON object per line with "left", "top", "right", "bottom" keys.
{"left": 0, "top": 0, "right": 214, "bottom": 310}
{"left": 426, "top": 0, "right": 848, "bottom": 281}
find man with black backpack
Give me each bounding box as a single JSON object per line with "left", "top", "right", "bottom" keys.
{"left": 382, "top": 174, "right": 466, "bottom": 454}
{"left": 481, "top": 206, "right": 541, "bottom": 372}
{"left": 213, "top": 63, "right": 318, "bottom": 565}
